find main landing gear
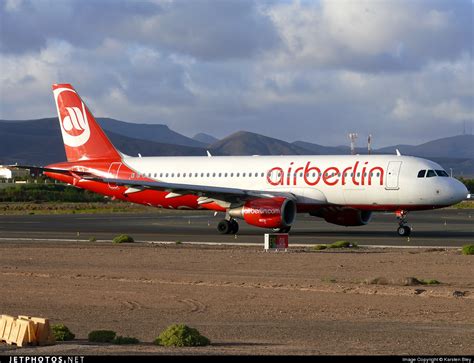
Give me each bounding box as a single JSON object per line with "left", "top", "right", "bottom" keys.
{"left": 217, "top": 219, "right": 239, "bottom": 234}
{"left": 396, "top": 210, "right": 411, "bottom": 237}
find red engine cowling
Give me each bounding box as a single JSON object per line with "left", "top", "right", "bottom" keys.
{"left": 310, "top": 208, "right": 372, "bottom": 226}
{"left": 229, "top": 197, "right": 296, "bottom": 229}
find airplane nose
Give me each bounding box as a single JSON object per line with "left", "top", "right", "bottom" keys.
{"left": 451, "top": 179, "right": 469, "bottom": 203}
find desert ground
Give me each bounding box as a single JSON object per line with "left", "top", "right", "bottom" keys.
{"left": 0, "top": 240, "right": 473, "bottom": 355}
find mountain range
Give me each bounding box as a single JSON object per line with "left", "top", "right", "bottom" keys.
{"left": 1, "top": 118, "right": 473, "bottom": 177}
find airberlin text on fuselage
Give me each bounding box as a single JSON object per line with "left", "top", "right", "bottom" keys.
{"left": 267, "top": 161, "right": 384, "bottom": 187}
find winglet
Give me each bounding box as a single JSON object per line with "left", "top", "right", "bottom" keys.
{"left": 206, "top": 150, "right": 212, "bottom": 157}
{"left": 396, "top": 149, "right": 401, "bottom": 156}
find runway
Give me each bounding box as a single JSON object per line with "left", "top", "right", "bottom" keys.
{"left": 0, "top": 208, "right": 472, "bottom": 247}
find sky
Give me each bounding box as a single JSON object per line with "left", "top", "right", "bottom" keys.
{"left": 0, "top": 0, "right": 473, "bottom": 148}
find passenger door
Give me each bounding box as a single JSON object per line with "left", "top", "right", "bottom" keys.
{"left": 385, "top": 161, "right": 402, "bottom": 190}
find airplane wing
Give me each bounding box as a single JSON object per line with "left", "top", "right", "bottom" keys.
{"left": 8, "top": 164, "right": 297, "bottom": 204}
{"left": 96, "top": 177, "right": 296, "bottom": 204}
{"left": 7, "top": 165, "right": 96, "bottom": 179}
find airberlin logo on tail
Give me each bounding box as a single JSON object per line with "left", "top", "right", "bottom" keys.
{"left": 53, "top": 87, "right": 91, "bottom": 147}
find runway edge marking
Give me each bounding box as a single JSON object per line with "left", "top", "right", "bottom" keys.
{"left": 0, "top": 237, "right": 461, "bottom": 250}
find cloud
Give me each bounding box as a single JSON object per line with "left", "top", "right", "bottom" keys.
{"left": 266, "top": 0, "right": 472, "bottom": 72}
{"left": 0, "top": 0, "right": 472, "bottom": 147}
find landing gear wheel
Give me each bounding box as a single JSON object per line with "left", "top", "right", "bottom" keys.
{"left": 230, "top": 219, "right": 239, "bottom": 234}
{"left": 217, "top": 220, "right": 232, "bottom": 234}
{"left": 272, "top": 226, "right": 291, "bottom": 233}
{"left": 395, "top": 210, "right": 411, "bottom": 237}
{"left": 217, "top": 219, "right": 239, "bottom": 234}
{"left": 397, "top": 225, "right": 411, "bottom": 237}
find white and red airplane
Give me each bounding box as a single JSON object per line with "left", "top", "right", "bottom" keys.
{"left": 20, "top": 84, "right": 469, "bottom": 236}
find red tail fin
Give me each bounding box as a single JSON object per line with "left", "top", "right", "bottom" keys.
{"left": 52, "top": 84, "right": 121, "bottom": 162}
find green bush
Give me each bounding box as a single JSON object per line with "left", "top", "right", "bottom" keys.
{"left": 0, "top": 183, "right": 106, "bottom": 203}
{"left": 52, "top": 324, "right": 75, "bottom": 341}
{"left": 462, "top": 244, "right": 474, "bottom": 255}
{"left": 113, "top": 336, "right": 140, "bottom": 345}
{"left": 155, "top": 324, "right": 210, "bottom": 347}
{"left": 329, "top": 241, "right": 358, "bottom": 249}
{"left": 420, "top": 279, "right": 441, "bottom": 285}
{"left": 88, "top": 330, "right": 117, "bottom": 343}
{"left": 312, "top": 244, "right": 327, "bottom": 251}
{"left": 112, "top": 234, "right": 134, "bottom": 244}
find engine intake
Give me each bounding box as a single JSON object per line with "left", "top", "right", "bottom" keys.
{"left": 229, "top": 197, "right": 296, "bottom": 229}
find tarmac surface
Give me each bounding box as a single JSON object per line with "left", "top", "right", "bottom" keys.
{"left": 0, "top": 208, "right": 472, "bottom": 246}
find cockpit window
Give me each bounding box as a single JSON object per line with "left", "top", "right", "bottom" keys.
{"left": 417, "top": 170, "right": 426, "bottom": 178}
{"left": 426, "top": 170, "right": 436, "bottom": 178}
{"left": 435, "top": 170, "right": 449, "bottom": 177}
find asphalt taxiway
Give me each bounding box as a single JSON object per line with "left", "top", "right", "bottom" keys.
{"left": 0, "top": 208, "right": 472, "bottom": 247}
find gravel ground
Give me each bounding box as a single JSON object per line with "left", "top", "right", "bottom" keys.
{"left": 0, "top": 241, "right": 473, "bottom": 355}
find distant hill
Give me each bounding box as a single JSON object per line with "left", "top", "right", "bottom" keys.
{"left": 209, "top": 131, "right": 309, "bottom": 156}
{"left": 193, "top": 133, "right": 219, "bottom": 145}
{"left": 292, "top": 140, "right": 350, "bottom": 155}
{"left": 97, "top": 118, "right": 206, "bottom": 148}
{"left": 1, "top": 118, "right": 472, "bottom": 176}
{"left": 0, "top": 118, "right": 206, "bottom": 165}
{"left": 375, "top": 135, "right": 474, "bottom": 159}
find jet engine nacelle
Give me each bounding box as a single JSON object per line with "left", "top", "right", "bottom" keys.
{"left": 310, "top": 208, "right": 372, "bottom": 226}
{"left": 229, "top": 197, "right": 296, "bottom": 229}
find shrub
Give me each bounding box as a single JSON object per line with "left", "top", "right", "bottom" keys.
{"left": 155, "top": 324, "right": 210, "bottom": 347}
{"left": 52, "top": 324, "right": 75, "bottom": 341}
{"left": 420, "top": 279, "right": 440, "bottom": 285}
{"left": 312, "top": 244, "right": 327, "bottom": 251}
{"left": 113, "top": 336, "right": 140, "bottom": 345}
{"left": 329, "top": 241, "right": 358, "bottom": 249}
{"left": 88, "top": 330, "right": 117, "bottom": 343}
{"left": 89, "top": 236, "right": 97, "bottom": 242}
{"left": 403, "top": 277, "right": 441, "bottom": 286}
{"left": 112, "top": 234, "right": 134, "bottom": 244}
{"left": 462, "top": 244, "right": 474, "bottom": 255}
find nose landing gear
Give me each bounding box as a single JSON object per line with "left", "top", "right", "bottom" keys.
{"left": 396, "top": 210, "right": 411, "bottom": 237}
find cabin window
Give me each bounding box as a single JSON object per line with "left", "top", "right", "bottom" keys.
{"left": 426, "top": 170, "right": 436, "bottom": 178}
{"left": 218, "top": 173, "right": 222, "bottom": 177}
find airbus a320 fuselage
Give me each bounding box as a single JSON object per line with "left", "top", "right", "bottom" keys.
{"left": 22, "top": 84, "right": 468, "bottom": 237}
